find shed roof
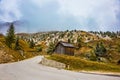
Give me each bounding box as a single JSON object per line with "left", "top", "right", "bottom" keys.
{"left": 59, "top": 41, "right": 75, "bottom": 48}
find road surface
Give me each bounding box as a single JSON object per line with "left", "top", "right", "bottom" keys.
{"left": 0, "top": 56, "right": 119, "bottom": 80}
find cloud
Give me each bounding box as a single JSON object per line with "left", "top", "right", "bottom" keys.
{"left": 57, "top": 0, "right": 120, "bottom": 31}
{"left": 31, "top": 0, "right": 55, "bottom": 7}
{"left": 0, "top": 0, "right": 120, "bottom": 33}
{"left": 0, "top": 0, "right": 22, "bottom": 22}
{"left": 27, "top": 0, "right": 120, "bottom": 31}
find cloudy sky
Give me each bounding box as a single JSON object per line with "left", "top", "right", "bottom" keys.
{"left": 0, "top": 0, "right": 120, "bottom": 33}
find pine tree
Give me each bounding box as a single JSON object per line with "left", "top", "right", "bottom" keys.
{"left": 77, "top": 36, "right": 82, "bottom": 48}
{"left": 29, "top": 39, "right": 35, "bottom": 48}
{"left": 94, "top": 43, "right": 100, "bottom": 57}
{"left": 100, "top": 42, "right": 107, "bottom": 55}
{"left": 5, "top": 23, "right": 15, "bottom": 48}
{"left": 47, "top": 42, "right": 55, "bottom": 54}
{"left": 94, "top": 42, "right": 107, "bottom": 57}
{"left": 14, "top": 37, "right": 20, "bottom": 50}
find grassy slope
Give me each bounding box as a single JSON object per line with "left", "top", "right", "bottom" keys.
{"left": 0, "top": 35, "right": 41, "bottom": 63}
{"left": 75, "top": 38, "right": 120, "bottom": 63}
{"left": 48, "top": 54, "right": 120, "bottom": 72}
{"left": 17, "top": 31, "right": 120, "bottom": 63}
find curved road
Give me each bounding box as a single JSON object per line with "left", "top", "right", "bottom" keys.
{"left": 0, "top": 56, "right": 119, "bottom": 80}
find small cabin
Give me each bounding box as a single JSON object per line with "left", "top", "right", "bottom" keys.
{"left": 54, "top": 41, "right": 75, "bottom": 55}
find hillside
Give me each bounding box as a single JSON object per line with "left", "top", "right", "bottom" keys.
{"left": 0, "top": 30, "right": 120, "bottom": 64}
{"left": 17, "top": 30, "right": 120, "bottom": 64}
{"left": 0, "top": 30, "right": 120, "bottom": 73}
{"left": 0, "top": 34, "right": 41, "bottom": 63}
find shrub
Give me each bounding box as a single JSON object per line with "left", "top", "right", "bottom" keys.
{"left": 94, "top": 42, "right": 107, "bottom": 57}
{"left": 36, "top": 46, "right": 42, "bottom": 52}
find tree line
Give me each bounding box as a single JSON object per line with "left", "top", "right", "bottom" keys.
{"left": 89, "top": 31, "right": 120, "bottom": 38}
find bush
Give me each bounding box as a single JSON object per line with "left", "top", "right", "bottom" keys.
{"left": 94, "top": 42, "right": 107, "bottom": 57}
{"left": 36, "top": 46, "right": 42, "bottom": 52}
{"left": 85, "top": 51, "right": 97, "bottom": 61}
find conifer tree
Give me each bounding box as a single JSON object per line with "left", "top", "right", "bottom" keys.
{"left": 29, "top": 39, "right": 35, "bottom": 48}
{"left": 5, "top": 23, "right": 15, "bottom": 48}
{"left": 94, "top": 42, "right": 107, "bottom": 57}
{"left": 77, "top": 36, "right": 82, "bottom": 48}
{"left": 14, "top": 37, "right": 20, "bottom": 50}
{"left": 47, "top": 42, "right": 55, "bottom": 54}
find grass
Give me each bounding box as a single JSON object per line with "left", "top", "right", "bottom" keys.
{"left": 48, "top": 54, "right": 120, "bottom": 72}
{"left": 75, "top": 38, "right": 120, "bottom": 63}
{"left": 0, "top": 36, "right": 42, "bottom": 63}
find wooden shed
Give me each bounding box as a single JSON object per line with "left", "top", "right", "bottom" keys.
{"left": 54, "top": 41, "right": 75, "bottom": 55}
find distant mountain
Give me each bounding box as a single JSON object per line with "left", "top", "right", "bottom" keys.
{"left": 0, "top": 20, "right": 24, "bottom": 28}
{"left": 0, "top": 21, "right": 11, "bottom": 27}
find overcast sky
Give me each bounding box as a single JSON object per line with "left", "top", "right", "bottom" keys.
{"left": 0, "top": 0, "right": 120, "bottom": 33}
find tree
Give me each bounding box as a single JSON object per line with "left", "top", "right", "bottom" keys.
{"left": 47, "top": 42, "right": 55, "bottom": 54}
{"left": 68, "top": 38, "right": 71, "bottom": 43}
{"left": 76, "top": 36, "right": 82, "bottom": 48}
{"left": 117, "top": 44, "right": 120, "bottom": 52}
{"left": 29, "top": 39, "right": 35, "bottom": 48}
{"left": 94, "top": 42, "right": 107, "bottom": 57}
{"left": 14, "top": 37, "right": 20, "bottom": 50}
{"left": 5, "top": 23, "right": 15, "bottom": 48}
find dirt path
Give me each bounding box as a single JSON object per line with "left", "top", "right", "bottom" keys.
{"left": 0, "top": 56, "right": 119, "bottom": 80}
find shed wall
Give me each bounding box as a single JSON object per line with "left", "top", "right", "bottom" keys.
{"left": 54, "top": 43, "right": 74, "bottom": 56}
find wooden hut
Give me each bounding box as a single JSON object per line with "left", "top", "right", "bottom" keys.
{"left": 54, "top": 41, "right": 75, "bottom": 55}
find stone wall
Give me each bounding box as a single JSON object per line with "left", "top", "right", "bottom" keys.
{"left": 40, "top": 58, "right": 66, "bottom": 69}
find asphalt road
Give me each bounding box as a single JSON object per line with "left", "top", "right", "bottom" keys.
{"left": 0, "top": 56, "right": 119, "bottom": 80}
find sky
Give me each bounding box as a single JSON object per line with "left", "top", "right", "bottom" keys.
{"left": 0, "top": 0, "right": 120, "bottom": 33}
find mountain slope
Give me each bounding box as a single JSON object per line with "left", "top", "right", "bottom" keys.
{"left": 17, "top": 30, "right": 120, "bottom": 63}
{"left": 0, "top": 34, "right": 41, "bottom": 63}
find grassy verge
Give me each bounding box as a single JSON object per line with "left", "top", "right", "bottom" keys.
{"left": 48, "top": 54, "right": 120, "bottom": 72}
